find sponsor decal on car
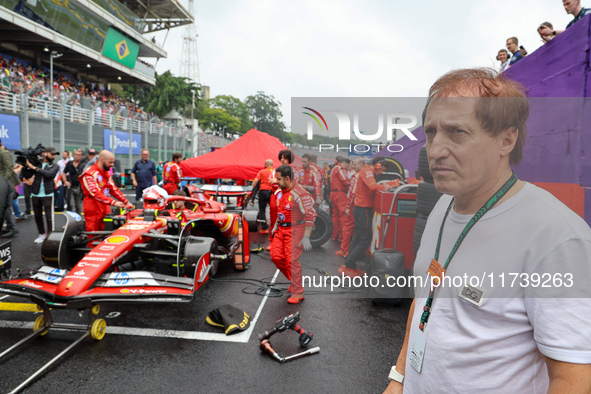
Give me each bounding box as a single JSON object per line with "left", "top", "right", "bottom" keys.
{"left": 99, "top": 245, "right": 116, "bottom": 251}
{"left": 120, "top": 224, "right": 151, "bottom": 230}
{"left": 66, "top": 270, "right": 90, "bottom": 280}
{"left": 112, "top": 251, "right": 128, "bottom": 264}
{"left": 114, "top": 272, "right": 129, "bottom": 285}
{"left": 73, "top": 269, "right": 85, "bottom": 275}
{"left": 47, "top": 269, "right": 61, "bottom": 281}
{"left": 78, "top": 262, "right": 101, "bottom": 268}
{"left": 120, "top": 289, "right": 167, "bottom": 294}
{"left": 66, "top": 211, "right": 82, "bottom": 221}
{"left": 19, "top": 280, "right": 43, "bottom": 288}
{"left": 89, "top": 252, "right": 111, "bottom": 257}
{"left": 127, "top": 220, "right": 154, "bottom": 225}
{"left": 83, "top": 257, "right": 107, "bottom": 262}
{"left": 105, "top": 235, "right": 129, "bottom": 244}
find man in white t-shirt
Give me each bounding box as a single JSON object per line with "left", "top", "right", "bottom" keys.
{"left": 384, "top": 69, "right": 591, "bottom": 393}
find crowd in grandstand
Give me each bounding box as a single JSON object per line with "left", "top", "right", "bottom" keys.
{"left": 0, "top": 53, "right": 155, "bottom": 123}
{"left": 497, "top": 0, "right": 590, "bottom": 71}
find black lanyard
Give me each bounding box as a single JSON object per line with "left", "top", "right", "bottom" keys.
{"left": 418, "top": 173, "right": 518, "bottom": 330}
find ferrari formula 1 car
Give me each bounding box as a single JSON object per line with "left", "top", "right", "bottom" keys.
{"left": 0, "top": 194, "right": 257, "bottom": 309}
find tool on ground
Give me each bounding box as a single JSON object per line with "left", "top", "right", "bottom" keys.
{"left": 259, "top": 339, "right": 320, "bottom": 363}
{"left": 257, "top": 311, "right": 313, "bottom": 347}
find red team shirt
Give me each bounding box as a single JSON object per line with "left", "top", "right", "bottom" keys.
{"left": 276, "top": 183, "right": 316, "bottom": 227}
{"left": 80, "top": 162, "right": 128, "bottom": 206}
{"left": 163, "top": 162, "right": 182, "bottom": 193}
{"left": 298, "top": 168, "right": 322, "bottom": 200}
{"left": 354, "top": 164, "right": 388, "bottom": 207}
{"left": 256, "top": 167, "right": 275, "bottom": 191}
{"left": 330, "top": 164, "right": 350, "bottom": 192}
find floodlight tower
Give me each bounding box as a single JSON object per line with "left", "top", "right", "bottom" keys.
{"left": 179, "top": 0, "right": 201, "bottom": 86}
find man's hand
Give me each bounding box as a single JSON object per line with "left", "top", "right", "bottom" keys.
{"left": 299, "top": 235, "right": 312, "bottom": 251}
{"left": 25, "top": 160, "right": 35, "bottom": 170}
{"left": 315, "top": 196, "right": 322, "bottom": 205}
{"left": 271, "top": 222, "right": 278, "bottom": 238}
{"left": 113, "top": 201, "right": 126, "bottom": 208}
{"left": 124, "top": 202, "right": 134, "bottom": 210}
{"left": 345, "top": 208, "right": 350, "bottom": 217}
{"left": 132, "top": 180, "right": 138, "bottom": 187}
{"left": 383, "top": 380, "right": 403, "bottom": 394}
{"left": 65, "top": 181, "right": 71, "bottom": 188}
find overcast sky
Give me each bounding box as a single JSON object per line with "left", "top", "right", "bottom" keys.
{"left": 152, "top": 0, "right": 573, "bottom": 129}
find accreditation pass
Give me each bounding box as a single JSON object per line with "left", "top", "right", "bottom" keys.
{"left": 409, "top": 327, "right": 428, "bottom": 373}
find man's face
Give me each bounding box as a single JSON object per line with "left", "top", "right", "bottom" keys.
{"left": 280, "top": 156, "right": 289, "bottom": 165}
{"left": 73, "top": 151, "right": 83, "bottom": 161}
{"left": 498, "top": 51, "right": 508, "bottom": 63}
{"left": 352, "top": 160, "right": 364, "bottom": 172}
{"left": 141, "top": 151, "right": 149, "bottom": 161}
{"left": 45, "top": 152, "right": 56, "bottom": 162}
{"left": 62, "top": 152, "right": 68, "bottom": 160}
{"left": 102, "top": 156, "right": 115, "bottom": 170}
{"left": 424, "top": 97, "right": 507, "bottom": 201}
{"left": 175, "top": 157, "right": 183, "bottom": 163}
{"left": 302, "top": 158, "right": 310, "bottom": 169}
{"left": 506, "top": 39, "right": 517, "bottom": 54}
{"left": 564, "top": 0, "right": 580, "bottom": 14}
{"left": 276, "top": 172, "right": 291, "bottom": 190}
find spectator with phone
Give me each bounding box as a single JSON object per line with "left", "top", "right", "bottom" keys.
{"left": 538, "top": 22, "right": 556, "bottom": 43}
{"left": 506, "top": 37, "right": 526, "bottom": 68}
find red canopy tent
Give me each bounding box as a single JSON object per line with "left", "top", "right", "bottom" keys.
{"left": 180, "top": 129, "right": 300, "bottom": 180}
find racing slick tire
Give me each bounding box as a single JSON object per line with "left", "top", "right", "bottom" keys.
{"left": 416, "top": 181, "right": 442, "bottom": 217}
{"left": 243, "top": 209, "right": 261, "bottom": 233}
{"left": 418, "top": 145, "right": 433, "bottom": 182}
{"left": 41, "top": 211, "right": 86, "bottom": 269}
{"left": 183, "top": 236, "right": 218, "bottom": 279}
{"left": 310, "top": 209, "right": 333, "bottom": 248}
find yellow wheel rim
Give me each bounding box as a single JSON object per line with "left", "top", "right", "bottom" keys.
{"left": 91, "top": 304, "right": 101, "bottom": 315}
{"left": 91, "top": 319, "right": 107, "bottom": 341}
{"left": 33, "top": 315, "right": 49, "bottom": 336}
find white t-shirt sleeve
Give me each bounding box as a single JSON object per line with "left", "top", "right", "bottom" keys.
{"left": 525, "top": 237, "right": 591, "bottom": 364}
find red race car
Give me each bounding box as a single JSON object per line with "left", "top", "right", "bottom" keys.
{"left": 0, "top": 194, "right": 256, "bottom": 311}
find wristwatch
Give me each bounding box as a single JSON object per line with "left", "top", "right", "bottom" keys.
{"left": 388, "top": 366, "right": 404, "bottom": 384}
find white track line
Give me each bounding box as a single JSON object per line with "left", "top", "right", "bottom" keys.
{"left": 0, "top": 295, "right": 9, "bottom": 301}
{"left": 0, "top": 270, "right": 280, "bottom": 343}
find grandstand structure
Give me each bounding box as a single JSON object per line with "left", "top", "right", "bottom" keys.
{"left": 0, "top": 0, "right": 193, "bottom": 84}
{"left": 0, "top": 0, "right": 208, "bottom": 169}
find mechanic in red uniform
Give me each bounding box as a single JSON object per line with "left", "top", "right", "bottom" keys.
{"left": 339, "top": 159, "right": 397, "bottom": 277}
{"left": 329, "top": 156, "right": 350, "bottom": 242}
{"left": 251, "top": 159, "right": 275, "bottom": 233}
{"left": 337, "top": 158, "right": 363, "bottom": 257}
{"left": 162, "top": 152, "right": 182, "bottom": 195}
{"left": 266, "top": 149, "right": 293, "bottom": 251}
{"left": 271, "top": 165, "right": 316, "bottom": 304}
{"left": 309, "top": 154, "right": 324, "bottom": 203}
{"left": 80, "top": 150, "right": 133, "bottom": 231}
{"left": 298, "top": 154, "right": 322, "bottom": 205}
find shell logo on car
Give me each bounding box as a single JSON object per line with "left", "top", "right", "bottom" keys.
{"left": 105, "top": 235, "right": 129, "bottom": 244}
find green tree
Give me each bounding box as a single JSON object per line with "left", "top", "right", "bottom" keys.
{"left": 209, "top": 95, "right": 252, "bottom": 134}
{"left": 121, "top": 71, "right": 200, "bottom": 118}
{"left": 200, "top": 108, "right": 241, "bottom": 138}
{"left": 244, "top": 91, "right": 286, "bottom": 138}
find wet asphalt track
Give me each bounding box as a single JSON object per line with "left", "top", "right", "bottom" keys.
{"left": 0, "top": 196, "right": 410, "bottom": 393}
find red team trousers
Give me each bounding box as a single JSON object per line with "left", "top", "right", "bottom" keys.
{"left": 270, "top": 225, "right": 305, "bottom": 296}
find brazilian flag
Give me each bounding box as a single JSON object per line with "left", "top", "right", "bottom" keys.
{"left": 102, "top": 27, "right": 140, "bottom": 68}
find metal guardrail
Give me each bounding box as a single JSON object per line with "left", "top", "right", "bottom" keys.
{"left": 0, "top": 91, "right": 187, "bottom": 137}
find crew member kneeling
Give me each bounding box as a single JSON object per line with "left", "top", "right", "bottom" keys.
{"left": 80, "top": 150, "right": 133, "bottom": 231}
{"left": 271, "top": 165, "right": 316, "bottom": 304}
